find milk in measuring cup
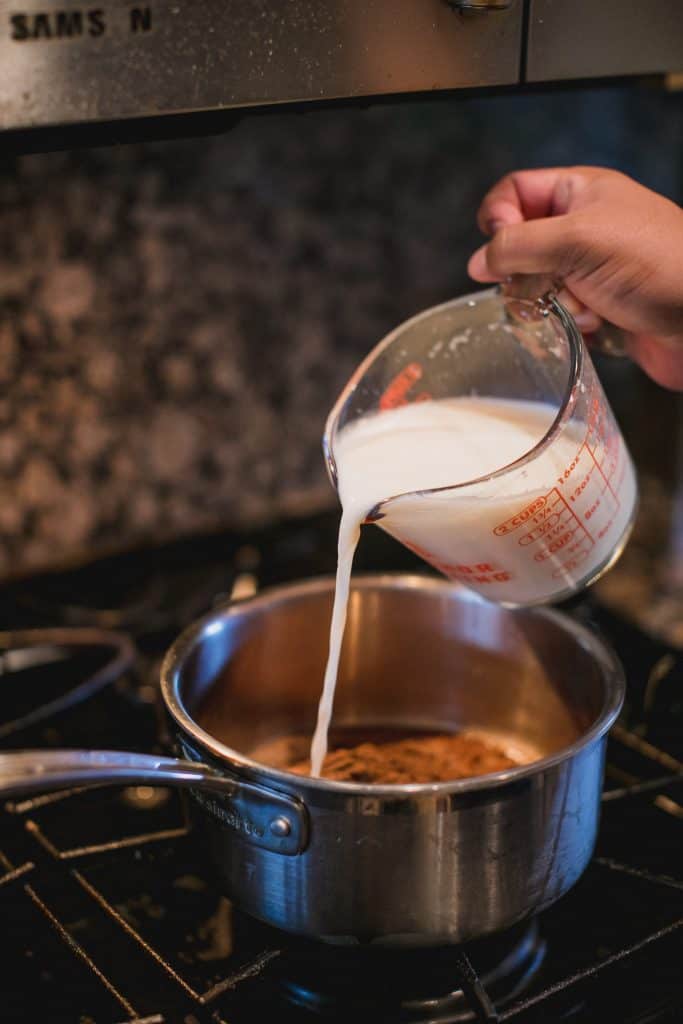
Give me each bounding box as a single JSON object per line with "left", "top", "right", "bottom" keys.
{"left": 309, "top": 395, "right": 636, "bottom": 776}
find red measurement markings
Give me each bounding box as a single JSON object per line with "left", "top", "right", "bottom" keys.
{"left": 548, "top": 486, "right": 595, "bottom": 546}
{"left": 497, "top": 488, "right": 593, "bottom": 549}
{"left": 544, "top": 487, "right": 596, "bottom": 577}
{"left": 519, "top": 493, "right": 585, "bottom": 546}
{"left": 584, "top": 494, "right": 601, "bottom": 520}
{"left": 402, "top": 541, "right": 513, "bottom": 585}
{"left": 556, "top": 448, "right": 583, "bottom": 485}
{"left": 612, "top": 446, "right": 628, "bottom": 496}
{"left": 493, "top": 496, "right": 547, "bottom": 536}
{"left": 518, "top": 511, "right": 561, "bottom": 545}
{"left": 401, "top": 539, "right": 434, "bottom": 563}
{"left": 379, "top": 363, "right": 431, "bottom": 410}
{"left": 498, "top": 487, "right": 595, "bottom": 578}
{"left": 586, "top": 445, "right": 619, "bottom": 503}
{"left": 583, "top": 396, "right": 621, "bottom": 505}
{"left": 445, "top": 561, "right": 512, "bottom": 585}
{"left": 552, "top": 548, "right": 591, "bottom": 578}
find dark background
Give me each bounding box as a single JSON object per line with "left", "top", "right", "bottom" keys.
{"left": 0, "top": 82, "right": 681, "bottom": 578}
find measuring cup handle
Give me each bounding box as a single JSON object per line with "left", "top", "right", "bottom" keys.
{"left": 0, "top": 748, "right": 232, "bottom": 798}
{"left": 500, "top": 278, "right": 631, "bottom": 359}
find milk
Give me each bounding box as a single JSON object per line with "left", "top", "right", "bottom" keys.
{"left": 310, "top": 396, "right": 636, "bottom": 776}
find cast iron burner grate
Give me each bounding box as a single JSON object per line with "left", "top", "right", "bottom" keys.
{"left": 0, "top": 514, "right": 681, "bottom": 1024}
{"left": 276, "top": 921, "right": 545, "bottom": 1021}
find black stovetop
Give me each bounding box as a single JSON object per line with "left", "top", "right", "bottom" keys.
{"left": 0, "top": 512, "right": 681, "bottom": 1024}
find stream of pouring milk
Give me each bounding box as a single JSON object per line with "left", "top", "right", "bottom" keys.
{"left": 309, "top": 396, "right": 559, "bottom": 777}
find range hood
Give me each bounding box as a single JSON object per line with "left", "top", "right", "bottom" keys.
{"left": 1, "top": 0, "right": 682, "bottom": 140}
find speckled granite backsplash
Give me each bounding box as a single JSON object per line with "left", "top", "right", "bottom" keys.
{"left": 0, "top": 85, "right": 681, "bottom": 578}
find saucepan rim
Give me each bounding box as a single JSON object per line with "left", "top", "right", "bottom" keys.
{"left": 161, "top": 574, "right": 625, "bottom": 797}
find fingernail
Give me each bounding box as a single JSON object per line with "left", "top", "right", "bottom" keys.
{"left": 574, "top": 311, "right": 598, "bottom": 330}
{"left": 468, "top": 245, "right": 488, "bottom": 280}
{"left": 575, "top": 313, "right": 603, "bottom": 336}
{"left": 486, "top": 218, "right": 505, "bottom": 235}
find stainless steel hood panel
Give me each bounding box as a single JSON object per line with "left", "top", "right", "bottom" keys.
{"left": 527, "top": 0, "right": 683, "bottom": 82}
{"left": 0, "top": 1, "right": 523, "bottom": 131}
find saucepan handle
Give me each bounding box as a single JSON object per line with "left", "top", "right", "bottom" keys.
{"left": 0, "top": 749, "right": 308, "bottom": 855}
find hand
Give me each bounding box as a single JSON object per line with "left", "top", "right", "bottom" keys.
{"left": 468, "top": 167, "right": 683, "bottom": 389}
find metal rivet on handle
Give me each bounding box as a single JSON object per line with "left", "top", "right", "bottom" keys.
{"left": 269, "top": 816, "right": 292, "bottom": 838}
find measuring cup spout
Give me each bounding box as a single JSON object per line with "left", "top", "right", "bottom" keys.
{"left": 364, "top": 503, "right": 385, "bottom": 524}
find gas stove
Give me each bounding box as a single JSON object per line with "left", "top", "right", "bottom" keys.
{"left": 0, "top": 512, "right": 681, "bottom": 1023}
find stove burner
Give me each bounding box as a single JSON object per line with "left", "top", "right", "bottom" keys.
{"left": 277, "top": 921, "right": 545, "bottom": 1021}
{"left": 10, "top": 540, "right": 238, "bottom": 633}
{"left": 0, "top": 629, "right": 135, "bottom": 742}
{"left": 0, "top": 516, "right": 681, "bottom": 1024}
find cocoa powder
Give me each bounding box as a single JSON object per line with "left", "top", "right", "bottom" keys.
{"left": 287, "top": 732, "right": 517, "bottom": 784}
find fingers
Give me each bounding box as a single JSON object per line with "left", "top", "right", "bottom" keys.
{"left": 476, "top": 168, "right": 582, "bottom": 236}
{"left": 574, "top": 310, "right": 603, "bottom": 334}
{"left": 557, "top": 288, "right": 602, "bottom": 334}
{"left": 468, "top": 216, "right": 579, "bottom": 282}
{"left": 467, "top": 243, "right": 501, "bottom": 282}
{"left": 466, "top": 240, "right": 603, "bottom": 330}
{"left": 629, "top": 334, "right": 683, "bottom": 392}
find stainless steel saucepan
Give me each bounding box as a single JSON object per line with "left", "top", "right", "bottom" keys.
{"left": 0, "top": 575, "right": 624, "bottom": 946}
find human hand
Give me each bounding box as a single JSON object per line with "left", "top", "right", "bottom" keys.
{"left": 468, "top": 167, "right": 683, "bottom": 389}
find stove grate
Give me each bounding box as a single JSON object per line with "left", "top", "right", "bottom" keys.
{"left": 0, "top": 586, "right": 681, "bottom": 1023}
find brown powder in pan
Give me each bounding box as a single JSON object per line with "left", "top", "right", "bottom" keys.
{"left": 286, "top": 732, "right": 518, "bottom": 784}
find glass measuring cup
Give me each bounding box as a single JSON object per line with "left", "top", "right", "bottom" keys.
{"left": 323, "top": 287, "right": 638, "bottom": 606}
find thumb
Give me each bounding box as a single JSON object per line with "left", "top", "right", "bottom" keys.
{"left": 468, "top": 216, "right": 577, "bottom": 283}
